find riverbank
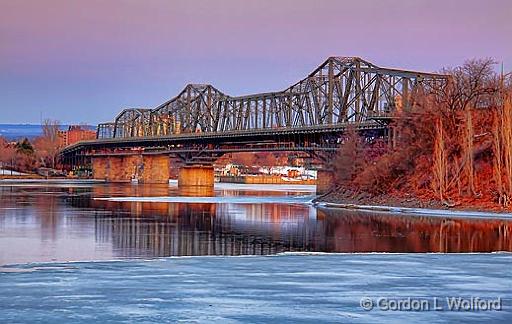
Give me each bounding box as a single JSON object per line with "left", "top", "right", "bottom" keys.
{"left": 316, "top": 188, "right": 508, "bottom": 214}
{"left": 0, "top": 174, "right": 44, "bottom": 180}
{"left": 315, "top": 201, "right": 512, "bottom": 221}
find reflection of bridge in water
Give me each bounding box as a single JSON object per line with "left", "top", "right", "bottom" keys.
{"left": 93, "top": 201, "right": 319, "bottom": 257}
{"left": 3, "top": 185, "right": 511, "bottom": 264}
{"left": 81, "top": 189, "right": 512, "bottom": 257}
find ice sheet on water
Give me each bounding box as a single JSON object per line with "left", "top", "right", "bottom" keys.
{"left": 0, "top": 179, "right": 104, "bottom": 189}
{"left": 95, "top": 195, "right": 315, "bottom": 204}
{"left": 168, "top": 179, "right": 316, "bottom": 192}
{"left": 317, "top": 202, "right": 512, "bottom": 220}
{"left": 0, "top": 168, "right": 28, "bottom": 176}
{"left": 1, "top": 253, "right": 511, "bottom": 323}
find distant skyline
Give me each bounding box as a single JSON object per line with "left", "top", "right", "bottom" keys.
{"left": 1, "top": 0, "right": 511, "bottom": 124}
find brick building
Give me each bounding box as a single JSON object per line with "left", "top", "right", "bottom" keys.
{"left": 58, "top": 125, "right": 96, "bottom": 147}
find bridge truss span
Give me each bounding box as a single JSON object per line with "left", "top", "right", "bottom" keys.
{"left": 61, "top": 57, "right": 448, "bottom": 178}
{"left": 96, "top": 57, "right": 448, "bottom": 139}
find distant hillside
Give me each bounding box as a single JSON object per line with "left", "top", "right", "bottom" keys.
{"left": 0, "top": 124, "right": 96, "bottom": 140}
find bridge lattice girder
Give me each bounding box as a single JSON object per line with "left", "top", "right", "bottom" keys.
{"left": 113, "top": 108, "right": 152, "bottom": 138}
{"left": 97, "top": 57, "right": 447, "bottom": 139}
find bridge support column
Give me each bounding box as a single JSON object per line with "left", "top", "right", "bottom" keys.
{"left": 140, "top": 155, "right": 170, "bottom": 184}
{"left": 316, "top": 169, "right": 335, "bottom": 195}
{"left": 92, "top": 155, "right": 170, "bottom": 183}
{"left": 108, "top": 157, "right": 127, "bottom": 181}
{"left": 92, "top": 157, "right": 108, "bottom": 180}
{"left": 178, "top": 165, "right": 214, "bottom": 189}
{"left": 124, "top": 155, "right": 142, "bottom": 180}
{"left": 91, "top": 156, "right": 131, "bottom": 182}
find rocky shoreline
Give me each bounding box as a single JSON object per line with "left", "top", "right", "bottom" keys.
{"left": 314, "top": 188, "right": 509, "bottom": 215}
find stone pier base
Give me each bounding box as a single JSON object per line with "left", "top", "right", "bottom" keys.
{"left": 92, "top": 156, "right": 131, "bottom": 182}
{"left": 91, "top": 155, "right": 170, "bottom": 183}
{"left": 140, "top": 155, "right": 170, "bottom": 184}
{"left": 92, "top": 157, "right": 108, "bottom": 180}
{"left": 178, "top": 166, "right": 214, "bottom": 188}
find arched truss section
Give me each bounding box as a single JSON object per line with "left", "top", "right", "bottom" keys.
{"left": 97, "top": 122, "right": 115, "bottom": 139}
{"left": 150, "top": 84, "right": 230, "bottom": 136}
{"left": 97, "top": 57, "right": 448, "bottom": 139}
{"left": 113, "top": 108, "right": 152, "bottom": 138}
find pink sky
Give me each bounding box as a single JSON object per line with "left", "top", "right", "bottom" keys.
{"left": 1, "top": 0, "right": 511, "bottom": 124}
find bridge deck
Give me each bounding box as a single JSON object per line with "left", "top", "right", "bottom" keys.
{"left": 60, "top": 121, "right": 385, "bottom": 156}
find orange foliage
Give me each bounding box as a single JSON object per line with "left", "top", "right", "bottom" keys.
{"left": 331, "top": 58, "right": 512, "bottom": 210}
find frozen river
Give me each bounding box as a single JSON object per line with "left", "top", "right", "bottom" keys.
{"left": 1, "top": 253, "right": 511, "bottom": 323}
{"left": 1, "top": 181, "right": 511, "bottom": 322}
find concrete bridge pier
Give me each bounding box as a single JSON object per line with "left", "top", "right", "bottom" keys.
{"left": 92, "top": 156, "right": 133, "bottom": 182}
{"left": 178, "top": 165, "right": 214, "bottom": 189}
{"left": 92, "top": 155, "right": 170, "bottom": 183}
{"left": 316, "top": 169, "right": 335, "bottom": 195}
{"left": 140, "top": 155, "right": 170, "bottom": 184}
{"left": 91, "top": 156, "right": 108, "bottom": 180}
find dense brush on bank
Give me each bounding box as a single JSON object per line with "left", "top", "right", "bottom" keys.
{"left": 329, "top": 59, "right": 512, "bottom": 210}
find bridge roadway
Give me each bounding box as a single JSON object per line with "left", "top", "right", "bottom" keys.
{"left": 60, "top": 120, "right": 386, "bottom": 157}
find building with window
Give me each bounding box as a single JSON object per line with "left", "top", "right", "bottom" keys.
{"left": 58, "top": 125, "right": 96, "bottom": 147}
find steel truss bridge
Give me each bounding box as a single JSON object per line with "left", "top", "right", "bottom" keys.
{"left": 60, "top": 56, "right": 447, "bottom": 166}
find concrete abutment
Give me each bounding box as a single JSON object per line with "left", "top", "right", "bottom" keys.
{"left": 91, "top": 156, "right": 131, "bottom": 182}
{"left": 92, "top": 155, "right": 170, "bottom": 183}
{"left": 178, "top": 166, "right": 214, "bottom": 189}
{"left": 140, "top": 155, "right": 170, "bottom": 184}
{"left": 92, "top": 156, "right": 217, "bottom": 189}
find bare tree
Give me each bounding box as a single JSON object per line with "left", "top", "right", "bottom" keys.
{"left": 493, "top": 108, "right": 506, "bottom": 206}
{"left": 333, "top": 126, "right": 365, "bottom": 185}
{"left": 463, "top": 106, "right": 476, "bottom": 195}
{"left": 34, "top": 119, "right": 61, "bottom": 169}
{"left": 0, "top": 137, "right": 16, "bottom": 172}
{"left": 502, "top": 97, "right": 512, "bottom": 203}
{"left": 437, "top": 58, "right": 499, "bottom": 111}
{"left": 431, "top": 58, "right": 499, "bottom": 198}
{"left": 432, "top": 118, "right": 447, "bottom": 201}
